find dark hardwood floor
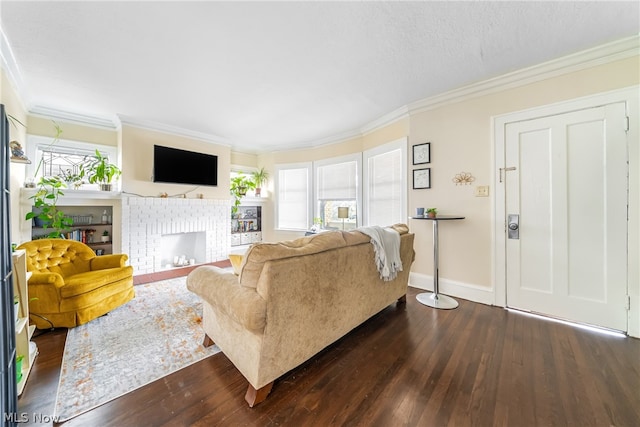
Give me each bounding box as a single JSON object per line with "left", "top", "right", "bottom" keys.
{"left": 18, "top": 278, "right": 640, "bottom": 426}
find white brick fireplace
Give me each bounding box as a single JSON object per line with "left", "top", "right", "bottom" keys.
{"left": 121, "top": 197, "right": 230, "bottom": 275}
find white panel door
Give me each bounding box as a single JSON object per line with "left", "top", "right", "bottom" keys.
{"left": 505, "top": 102, "right": 628, "bottom": 331}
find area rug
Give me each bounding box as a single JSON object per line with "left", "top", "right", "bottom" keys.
{"left": 53, "top": 277, "right": 220, "bottom": 422}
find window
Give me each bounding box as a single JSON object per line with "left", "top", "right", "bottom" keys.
{"left": 276, "top": 138, "right": 407, "bottom": 231}
{"left": 315, "top": 154, "right": 361, "bottom": 230}
{"left": 275, "top": 163, "right": 311, "bottom": 230}
{"left": 26, "top": 135, "right": 118, "bottom": 189}
{"left": 363, "top": 138, "right": 407, "bottom": 226}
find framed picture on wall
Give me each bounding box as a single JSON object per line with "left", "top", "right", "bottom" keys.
{"left": 412, "top": 142, "right": 430, "bottom": 165}
{"left": 413, "top": 168, "right": 431, "bottom": 189}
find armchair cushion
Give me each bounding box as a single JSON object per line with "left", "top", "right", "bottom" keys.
{"left": 62, "top": 266, "right": 134, "bottom": 298}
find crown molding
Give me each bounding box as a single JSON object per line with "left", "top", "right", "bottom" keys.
{"left": 408, "top": 34, "right": 640, "bottom": 116}
{"left": 0, "top": 26, "right": 29, "bottom": 112}
{"left": 29, "top": 105, "right": 119, "bottom": 130}
{"left": 118, "top": 115, "right": 231, "bottom": 147}
{"left": 360, "top": 105, "right": 410, "bottom": 136}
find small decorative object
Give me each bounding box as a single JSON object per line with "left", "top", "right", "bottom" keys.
{"left": 412, "top": 142, "right": 430, "bottom": 165}
{"left": 427, "top": 208, "right": 437, "bottom": 218}
{"left": 24, "top": 177, "right": 36, "bottom": 188}
{"left": 86, "top": 229, "right": 96, "bottom": 243}
{"left": 101, "top": 230, "right": 109, "bottom": 243}
{"left": 452, "top": 172, "right": 475, "bottom": 185}
{"left": 101, "top": 210, "right": 108, "bottom": 224}
{"left": 14, "top": 297, "right": 19, "bottom": 323}
{"left": 338, "top": 207, "right": 349, "bottom": 230}
{"left": 310, "top": 217, "right": 322, "bottom": 232}
{"left": 413, "top": 168, "right": 431, "bottom": 189}
{"left": 160, "top": 192, "right": 168, "bottom": 198}
{"left": 9, "top": 141, "right": 31, "bottom": 163}
{"left": 415, "top": 207, "right": 425, "bottom": 217}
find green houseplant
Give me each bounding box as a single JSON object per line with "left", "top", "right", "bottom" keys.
{"left": 251, "top": 167, "right": 270, "bottom": 197}
{"left": 230, "top": 173, "right": 256, "bottom": 216}
{"left": 83, "top": 150, "right": 122, "bottom": 191}
{"left": 25, "top": 175, "right": 73, "bottom": 237}
{"left": 426, "top": 208, "right": 437, "bottom": 218}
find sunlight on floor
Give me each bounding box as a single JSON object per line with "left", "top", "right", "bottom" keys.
{"left": 506, "top": 308, "right": 627, "bottom": 338}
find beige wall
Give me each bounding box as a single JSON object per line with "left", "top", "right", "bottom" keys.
{"left": 120, "top": 125, "right": 231, "bottom": 200}
{"left": 27, "top": 115, "right": 117, "bottom": 147}
{"left": 408, "top": 55, "right": 639, "bottom": 289}
{"left": 1, "top": 69, "right": 29, "bottom": 243}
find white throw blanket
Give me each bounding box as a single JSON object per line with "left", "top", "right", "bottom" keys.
{"left": 357, "top": 226, "right": 403, "bottom": 281}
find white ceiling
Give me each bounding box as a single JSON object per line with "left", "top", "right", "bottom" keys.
{"left": 1, "top": 1, "right": 638, "bottom": 153}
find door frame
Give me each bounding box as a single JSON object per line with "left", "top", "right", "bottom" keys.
{"left": 493, "top": 85, "right": 640, "bottom": 337}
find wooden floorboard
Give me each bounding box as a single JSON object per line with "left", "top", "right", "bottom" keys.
{"left": 18, "top": 283, "right": 640, "bottom": 426}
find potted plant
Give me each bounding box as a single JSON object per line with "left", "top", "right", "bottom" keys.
{"left": 83, "top": 150, "right": 122, "bottom": 191}
{"left": 427, "top": 208, "right": 437, "bottom": 218}
{"left": 101, "top": 230, "right": 109, "bottom": 243}
{"left": 230, "top": 173, "right": 256, "bottom": 215}
{"left": 57, "top": 168, "right": 84, "bottom": 189}
{"left": 15, "top": 355, "right": 23, "bottom": 382}
{"left": 25, "top": 175, "right": 73, "bottom": 238}
{"left": 251, "top": 167, "right": 270, "bottom": 197}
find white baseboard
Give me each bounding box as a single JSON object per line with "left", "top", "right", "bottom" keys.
{"left": 408, "top": 272, "right": 494, "bottom": 306}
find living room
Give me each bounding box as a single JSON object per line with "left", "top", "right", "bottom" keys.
{"left": 1, "top": 1, "right": 639, "bottom": 425}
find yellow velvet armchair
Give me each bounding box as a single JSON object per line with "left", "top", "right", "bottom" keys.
{"left": 17, "top": 239, "right": 135, "bottom": 329}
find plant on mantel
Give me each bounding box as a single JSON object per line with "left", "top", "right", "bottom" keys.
{"left": 251, "top": 167, "right": 270, "bottom": 197}
{"left": 25, "top": 122, "right": 74, "bottom": 238}
{"left": 82, "top": 149, "right": 122, "bottom": 191}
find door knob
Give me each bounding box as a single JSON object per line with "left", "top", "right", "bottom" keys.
{"left": 508, "top": 214, "right": 519, "bottom": 239}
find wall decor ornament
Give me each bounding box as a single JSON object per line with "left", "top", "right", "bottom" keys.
{"left": 413, "top": 168, "right": 431, "bottom": 189}
{"left": 412, "top": 142, "right": 430, "bottom": 165}
{"left": 452, "top": 172, "right": 475, "bottom": 185}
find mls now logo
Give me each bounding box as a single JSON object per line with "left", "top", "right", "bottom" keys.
{"left": 4, "top": 412, "right": 61, "bottom": 423}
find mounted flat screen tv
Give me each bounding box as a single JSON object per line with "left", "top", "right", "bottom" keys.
{"left": 153, "top": 145, "right": 218, "bottom": 186}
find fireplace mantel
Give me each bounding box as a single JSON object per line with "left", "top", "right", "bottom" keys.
{"left": 19, "top": 189, "right": 231, "bottom": 275}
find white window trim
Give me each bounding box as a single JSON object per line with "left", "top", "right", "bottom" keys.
{"left": 26, "top": 134, "right": 118, "bottom": 190}
{"left": 362, "top": 137, "right": 408, "bottom": 226}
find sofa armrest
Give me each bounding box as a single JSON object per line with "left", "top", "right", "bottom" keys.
{"left": 90, "top": 254, "right": 128, "bottom": 270}
{"left": 28, "top": 272, "right": 65, "bottom": 312}
{"left": 187, "top": 266, "right": 267, "bottom": 332}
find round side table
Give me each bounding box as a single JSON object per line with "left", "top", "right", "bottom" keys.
{"left": 410, "top": 215, "right": 465, "bottom": 309}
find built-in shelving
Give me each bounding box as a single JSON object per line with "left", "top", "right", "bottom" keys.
{"left": 30, "top": 205, "right": 113, "bottom": 255}
{"left": 231, "top": 205, "right": 262, "bottom": 247}
{"left": 12, "top": 249, "right": 38, "bottom": 396}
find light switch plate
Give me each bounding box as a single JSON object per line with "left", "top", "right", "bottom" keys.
{"left": 475, "top": 185, "right": 489, "bottom": 197}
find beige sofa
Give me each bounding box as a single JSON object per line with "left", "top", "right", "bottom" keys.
{"left": 187, "top": 224, "right": 415, "bottom": 406}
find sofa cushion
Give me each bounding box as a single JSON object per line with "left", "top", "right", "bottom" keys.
{"left": 62, "top": 266, "right": 134, "bottom": 298}
{"left": 239, "top": 231, "right": 346, "bottom": 289}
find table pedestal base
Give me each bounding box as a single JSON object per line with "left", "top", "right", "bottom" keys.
{"left": 416, "top": 292, "right": 459, "bottom": 310}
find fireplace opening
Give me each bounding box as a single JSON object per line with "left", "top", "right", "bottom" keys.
{"left": 160, "top": 231, "right": 206, "bottom": 269}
